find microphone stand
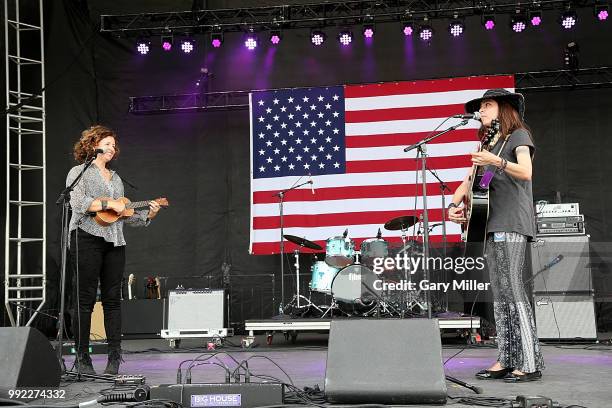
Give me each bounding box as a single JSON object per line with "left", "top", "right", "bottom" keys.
{"left": 404, "top": 119, "right": 469, "bottom": 319}
{"left": 272, "top": 180, "right": 313, "bottom": 315}
{"left": 54, "top": 154, "right": 97, "bottom": 376}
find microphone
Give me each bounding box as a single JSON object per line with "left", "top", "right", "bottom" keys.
{"left": 545, "top": 254, "right": 564, "bottom": 270}
{"left": 309, "top": 180, "right": 315, "bottom": 195}
{"left": 95, "top": 148, "right": 105, "bottom": 154}
{"left": 343, "top": 229, "right": 349, "bottom": 239}
{"left": 453, "top": 111, "right": 481, "bottom": 121}
{"left": 376, "top": 228, "right": 382, "bottom": 239}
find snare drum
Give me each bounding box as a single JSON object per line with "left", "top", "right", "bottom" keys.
{"left": 325, "top": 236, "right": 355, "bottom": 267}
{"left": 360, "top": 238, "right": 389, "bottom": 261}
{"left": 331, "top": 264, "right": 381, "bottom": 303}
{"left": 309, "top": 261, "right": 339, "bottom": 294}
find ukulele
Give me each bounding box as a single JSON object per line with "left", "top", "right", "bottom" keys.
{"left": 94, "top": 197, "right": 169, "bottom": 226}
{"left": 462, "top": 119, "right": 500, "bottom": 246}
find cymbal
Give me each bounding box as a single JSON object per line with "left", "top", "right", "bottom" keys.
{"left": 283, "top": 234, "right": 323, "bottom": 250}
{"left": 384, "top": 215, "right": 418, "bottom": 231}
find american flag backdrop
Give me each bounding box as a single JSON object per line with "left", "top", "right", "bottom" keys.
{"left": 249, "top": 75, "right": 516, "bottom": 255}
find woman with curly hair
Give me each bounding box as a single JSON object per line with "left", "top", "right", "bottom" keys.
{"left": 66, "top": 125, "right": 161, "bottom": 375}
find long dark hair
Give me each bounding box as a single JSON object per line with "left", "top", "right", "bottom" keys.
{"left": 478, "top": 99, "right": 534, "bottom": 147}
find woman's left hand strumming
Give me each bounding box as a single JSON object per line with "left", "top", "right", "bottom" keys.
{"left": 470, "top": 150, "right": 501, "bottom": 167}
{"left": 147, "top": 201, "right": 161, "bottom": 220}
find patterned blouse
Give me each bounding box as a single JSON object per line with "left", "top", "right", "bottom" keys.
{"left": 66, "top": 164, "right": 150, "bottom": 246}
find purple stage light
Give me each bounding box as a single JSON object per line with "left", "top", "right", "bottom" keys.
{"left": 212, "top": 38, "right": 222, "bottom": 48}
{"left": 561, "top": 11, "right": 577, "bottom": 29}
{"left": 484, "top": 19, "right": 495, "bottom": 30}
{"left": 270, "top": 34, "right": 281, "bottom": 44}
{"left": 419, "top": 27, "right": 433, "bottom": 41}
{"left": 403, "top": 24, "right": 414, "bottom": 36}
{"left": 136, "top": 42, "right": 150, "bottom": 55}
{"left": 311, "top": 31, "right": 326, "bottom": 46}
{"left": 211, "top": 33, "right": 223, "bottom": 48}
{"left": 244, "top": 36, "right": 257, "bottom": 50}
{"left": 531, "top": 15, "right": 542, "bottom": 26}
{"left": 338, "top": 31, "right": 353, "bottom": 46}
{"left": 363, "top": 27, "right": 374, "bottom": 38}
{"left": 599, "top": 9, "right": 609, "bottom": 20}
{"left": 181, "top": 40, "right": 194, "bottom": 53}
{"left": 162, "top": 41, "right": 172, "bottom": 51}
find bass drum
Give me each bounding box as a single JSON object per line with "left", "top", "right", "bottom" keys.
{"left": 331, "top": 264, "right": 381, "bottom": 304}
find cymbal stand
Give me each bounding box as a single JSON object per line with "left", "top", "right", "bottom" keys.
{"left": 284, "top": 249, "right": 322, "bottom": 314}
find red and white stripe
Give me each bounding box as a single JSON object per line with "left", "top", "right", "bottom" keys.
{"left": 250, "top": 75, "right": 515, "bottom": 254}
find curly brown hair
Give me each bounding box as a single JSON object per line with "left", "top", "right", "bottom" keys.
{"left": 73, "top": 125, "right": 120, "bottom": 163}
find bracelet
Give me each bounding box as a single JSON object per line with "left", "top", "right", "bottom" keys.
{"left": 101, "top": 200, "right": 108, "bottom": 211}
{"left": 496, "top": 158, "right": 508, "bottom": 173}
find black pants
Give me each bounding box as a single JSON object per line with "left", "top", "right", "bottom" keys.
{"left": 70, "top": 229, "right": 125, "bottom": 353}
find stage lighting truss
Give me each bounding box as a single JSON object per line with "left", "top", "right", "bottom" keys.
{"left": 511, "top": 10, "right": 528, "bottom": 32}
{"left": 448, "top": 14, "right": 465, "bottom": 37}
{"left": 310, "top": 29, "right": 326, "bottom": 46}
{"left": 595, "top": 2, "right": 609, "bottom": 20}
{"left": 338, "top": 29, "right": 353, "bottom": 45}
{"left": 560, "top": 7, "right": 578, "bottom": 29}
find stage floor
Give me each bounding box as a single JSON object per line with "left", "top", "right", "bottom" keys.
{"left": 49, "top": 335, "right": 611, "bottom": 408}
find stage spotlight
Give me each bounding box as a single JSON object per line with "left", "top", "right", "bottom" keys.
{"left": 161, "top": 34, "right": 173, "bottom": 52}
{"left": 244, "top": 29, "right": 258, "bottom": 50}
{"left": 363, "top": 25, "right": 375, "bottom": 38}
{"left": 180, "top": 38, "right": 195, "bottom": 54}
{"left": 448, "top": 15, "right": 465, "bottom": 37}
{"left": 418, "top": 17, "right": 433, "bottom": 41}
{"left": 560, "top": 9, "right": 577, "bottom": 29}
{"left": 338, "top": 30, "right": 353, "bottom": 46}
{"left": 564, "top": 41, "right": 579, "bottom": 71}
{"left": 529, "top": 10, "right": 542, "bottom": 26}
{"left": 482, "top": 14, "right": 495, "bottom": 30}
{"left": 596, "top": 3, "right": 609, "bottom": 20}
{"left": 511, "top": 12, "right": 527, "bottom": 33}
{"left": 402, "top": 21, "right": 414, "bottom": 36}
{"left": 270, "top": 29, "right": 282, "bottom": 45}
{"left": 211, "top": 32, "right": 223, "bottom": 48}
{"left": 310, "top": 30, "right": 326, "bottom": 46}
{"left": 136, "top": 40, "right": 150, "bottom": 55}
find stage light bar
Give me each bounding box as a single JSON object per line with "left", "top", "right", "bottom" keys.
{"left": 338, "top": 30, "right": 353, "bottom": 45}
{"left": 560, "top": 9, "right": 577, "bottom": 29}
{"left": 136, "top": 39, "right": 150, "bottom": 55}
{"left": 180, "top": 38, "right": 195, "bottom": 53}
{"left": 310, "top": 29, "right": 326, "bottom": 46}
{"left": 483, "top": 14, "right": 495, "bottom": 30}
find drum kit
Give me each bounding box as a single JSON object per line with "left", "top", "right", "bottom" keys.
{"left": 282, "top": 214, "right": 431, "bottom": 318}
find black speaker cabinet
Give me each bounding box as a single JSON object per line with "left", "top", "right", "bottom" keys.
{"left": 325, "top": 319, "right": 447, "bottom": 404}
{"left": 0, "top": 327, "right": 61, "bottom": 396}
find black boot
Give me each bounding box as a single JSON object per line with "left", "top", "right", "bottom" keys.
{"left": 104, "top": 348, "right": 124, "bottom": 375}
{"left": 75, "top": 352, "right": 96, "bottom": 375}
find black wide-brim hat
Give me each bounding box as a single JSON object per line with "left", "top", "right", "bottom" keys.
{"left": 465, "top": 88, "right": 525, "bottom": 119}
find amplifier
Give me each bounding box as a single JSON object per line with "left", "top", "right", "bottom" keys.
{"left": 535, "top": 202, "right": 580, "bottom": 217}
{"left": 149, "top": 383, "right": 284, "bottom": 408}
{"left": 162, "top": 289, "right": 227, "bottom": 340}
{"left": 536, "top": 215, "right": 584, "bottom": 236}
{"left": 533, "top": 293, "right": 597, "bottom": 340}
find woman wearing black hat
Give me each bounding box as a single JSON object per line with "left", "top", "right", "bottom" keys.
{"left": 448, "top": 89, "right": 544, "bottom": 382}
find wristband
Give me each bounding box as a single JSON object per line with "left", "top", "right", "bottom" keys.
{"left": 448, "top": 202, "right": 459, "bottom": 209}
{"left": 101, "top": 200, "right": 108, "bottom": 211}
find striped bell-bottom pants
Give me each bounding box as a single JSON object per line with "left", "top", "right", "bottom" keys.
{"left": 485, "top": 232, "right": 545, "bottom": 373}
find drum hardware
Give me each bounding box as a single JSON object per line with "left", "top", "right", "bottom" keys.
{"left": 282, "top": 235, "right": 324, "bottom": 313}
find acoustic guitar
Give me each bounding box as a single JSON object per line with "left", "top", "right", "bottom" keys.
{"left": 94, "top": 197, "right": 169, "bottom": 226}
{"left": 462, "top": 119, "right": 500, "bottom": 246}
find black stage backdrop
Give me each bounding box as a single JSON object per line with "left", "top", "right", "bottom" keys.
{"left": 3, "top": 0, "right": 612, "bottom": 331}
